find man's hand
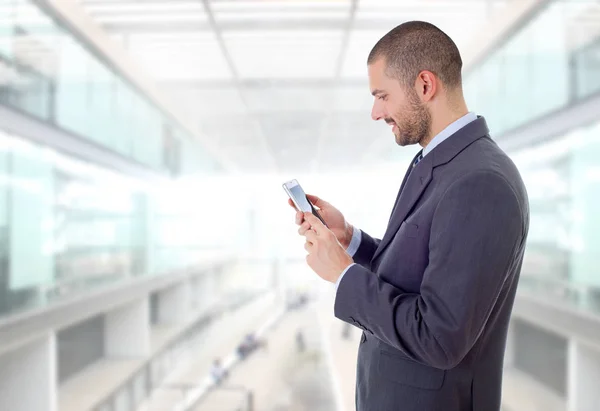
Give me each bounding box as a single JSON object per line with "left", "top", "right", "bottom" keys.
{"left": 300, "top": 213, "right": 354, "bottom": 283}
{"left": 289, "top": 194, "right": 354, "bottom": 249}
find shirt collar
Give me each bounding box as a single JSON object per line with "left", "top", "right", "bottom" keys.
{"left": 422, "top": 112, "right": 478, "bottom": 158}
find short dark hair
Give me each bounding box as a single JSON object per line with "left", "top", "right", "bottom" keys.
{"left": 367, "top": 21, "right": 463, "bottom": 90}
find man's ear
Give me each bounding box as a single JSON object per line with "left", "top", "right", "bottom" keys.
{"left": 415, "top": 70, "right": 437, "bottom": 103}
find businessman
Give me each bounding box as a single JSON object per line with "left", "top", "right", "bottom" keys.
{"left": 291, "top": 22, "right": 529, "bottom": 411}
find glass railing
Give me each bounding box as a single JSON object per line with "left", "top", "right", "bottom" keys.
{"left": 518, "top": 275, "right": 600, "bottom": 315}
{"left": 0, "top": 0, "right": 219, "bottom": 175}
{"left": 0, "top": 127, "right": 228, "bottom": 319}
{"left": 512, "top": 118, "right": 600, "bottom": 318}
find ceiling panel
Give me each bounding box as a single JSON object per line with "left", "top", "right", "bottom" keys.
{"left": 82, "top": 0, "right": 207, "bottom": 24}
{"left": 243, "top": 86, "right": 331, "bottom": 112}
{"left": 89, "top": 12, "right": 207, "bottom": 24}
{"left": 127, "top": 32, "right": 232, "bottom": 80}
{"left": 215, "top": 11, "right": 349, "bottom": 21}
{"left": 162, "top": 85, "right": 246, "bottom": 115}
{"left": 83, "top": 2, "right": 205, "bottom": 14}
{"left": 224, "top": 30, "right": 344, "bottom": 79}
{"left": 212, "top": 1, "right": 352, "bottom": 13}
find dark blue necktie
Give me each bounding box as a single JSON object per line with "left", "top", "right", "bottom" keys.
{"left": 413, "top": 152, "right": 423, "bottom": 168}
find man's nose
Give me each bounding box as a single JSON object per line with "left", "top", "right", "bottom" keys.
{"left": 371, "top": 104, "right": 384, "bottom": 121}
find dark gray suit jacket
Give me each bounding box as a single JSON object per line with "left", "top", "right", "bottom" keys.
{"left": 335, "top": 117, "right": 529, "bottom": 411}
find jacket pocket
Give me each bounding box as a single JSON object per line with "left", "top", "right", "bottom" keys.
{"left": 377, "top": 350, "right": 445, "bottom": 390}
{"left": 400, "top": 221, "right": 419, "bottom": 238}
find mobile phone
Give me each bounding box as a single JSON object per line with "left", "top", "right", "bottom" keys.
{"left": 282, "top": 179, "right": 328, "bottom": 227}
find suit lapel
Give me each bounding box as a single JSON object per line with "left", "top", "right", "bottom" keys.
{"left": 373, "top": 153, "right": 433, "bottom": 261}
{"left": 388, "top": 150, "right": 423, "bottom": 219}
{"left": 371, "top": 116, "right": 491, "bottom": 263}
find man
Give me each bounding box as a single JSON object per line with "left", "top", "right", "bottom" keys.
{"left": 290, "top": 21, "right": 529, "bottom": 411}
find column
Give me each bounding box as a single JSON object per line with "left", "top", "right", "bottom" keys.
{"left": 205, "top": 267, "right": 218, "bottom": 310}
{"left": 568, "top": 340, "right": 600, "bottom": 411}
{"left": 0, "top": 333, "right": 57, "bottom": 411}
{"left": 190, "top": 270, "right": 213, "bottom": 314}
{"left": 157, "top": 281, "right": 191, "bottom": 324}
{"left": 104, "top": 298, "right": 150, "bottom": 357}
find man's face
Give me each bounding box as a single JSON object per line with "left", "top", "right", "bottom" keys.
{"left": 368, "top": 58, "right": 431, "bottom": 147}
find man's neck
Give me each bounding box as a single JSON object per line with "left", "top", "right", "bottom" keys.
{"left": 421, "top": 109, "right": 469, "bottom": 149}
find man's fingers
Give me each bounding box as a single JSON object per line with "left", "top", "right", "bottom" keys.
{"left": 295, "top": 211, "right": 304, "bottom": 226}
{"left": 304, "top": 213, "right": 325, "bottom": 234}
{"left": 298, "top": 221, "right": 311, "bottom": 236}
{"left": 304, "top": 241, "right": 312, "bottom": 252}
{"left": 306, "top": 194, "right": 326, "bottom": 209}
{"left": 304, "top": 228, "right": 318, "bottom": 244}
{"left": 288, "top": 199, "right": 298, "bottom": 210}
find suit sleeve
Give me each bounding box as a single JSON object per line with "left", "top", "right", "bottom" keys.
{"left": 352, "top": 230, "right": 380, "bottom": 268}
{"left": 334, "top": 171, "right": 525, "bottom": 369}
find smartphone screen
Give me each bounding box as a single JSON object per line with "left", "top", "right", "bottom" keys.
{"left": 283, "top": 179, "right": 328, "bottom": 227}
{"left": 286, "top": 182, "right": 313, "bottom": 212}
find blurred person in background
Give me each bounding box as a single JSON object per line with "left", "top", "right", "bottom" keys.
{"left": 236, "top": 332, "right": 267, "bottom": 359}
{"left": 290, "top": 21, "right": 529, "bottom": 411}
{"left": 210, "top": 358, "right": 228, "bottom": 385}
{"left": 237, "top": 333, "right": 257, "bottom": 359}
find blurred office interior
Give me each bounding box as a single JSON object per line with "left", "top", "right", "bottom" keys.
{"left": 0, "top": 0, "right": 600, "bottom": 410}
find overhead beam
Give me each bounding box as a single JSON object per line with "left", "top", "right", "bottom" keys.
{"left": 159, "top": 77, "right": 368, "bottom": 90}
{"left": 86, "top": 6, "right": 348, "bottom": 16}
{"left": 81, "top": 0, "right": 199, "bottom": 4}
{"left": 81, "top": 0, "right": 347, "bottom": 10}
{"left": 314, "top": 0, "right": 358, "bottom": 172}
{"left": 89, "top": 10, "right": 206, "bottom": 19}
{"left": 101, "top": 19, "right": 411, "bottom": 33}
{"left": 199, "top": 0, "right": 278, "bottom": 171}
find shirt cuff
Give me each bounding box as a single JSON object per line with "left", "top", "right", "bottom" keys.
{"left": 345, "top": 226, "right": 362, "bottom": 257}
{"left": 334, "top": 263, "right": 355, "bottom": 292}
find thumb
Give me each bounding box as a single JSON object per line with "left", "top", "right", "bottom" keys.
{"left": 306, "top": 194, "right": 327, "bottom": 209}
